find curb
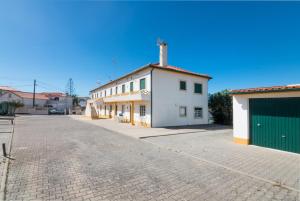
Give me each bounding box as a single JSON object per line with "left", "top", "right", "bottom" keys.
{"left": 0, "top": 120, "right": 15, "bottom": 201}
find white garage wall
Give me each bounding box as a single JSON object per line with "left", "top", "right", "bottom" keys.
{"left": 232, "top": 91, "right": 300, "bottom": 143}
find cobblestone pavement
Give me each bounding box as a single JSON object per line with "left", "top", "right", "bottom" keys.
{"left": 144, "top": 129, "right": 300, "bottom": 192}
{"left": 6, "top": 116, "right": 300, "bottom": 201}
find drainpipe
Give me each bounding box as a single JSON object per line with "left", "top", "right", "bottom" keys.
{"left": 150, "top": 68, "right": 154, "bottom": 128}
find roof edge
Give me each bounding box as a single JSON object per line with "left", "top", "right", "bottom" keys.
{"left": 230, "top": 87, "right": 300, "bottom": 95}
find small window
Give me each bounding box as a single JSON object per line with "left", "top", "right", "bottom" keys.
{"left": 115, "top": 87, "right": 118, "bottom": 94}
{"left": 140, "top": 105, "right": 146, "bottom": 117}
{"left": 130, "top": 82, "right": 134, "bottom": 92}
{"left": 110, "top": 88, "right": 113, "bottom": 95}
{"left": 121, "top": 105, "right": 125, "bottom": 114}
{"left": 104, "top": 90, "right": 106, "bottom": 97}
{"left": 180, "top": 81, "right": 186, "bottom": 90}
{"left": 122, "top": 84, "right": 125, "bottom": 93}
{"left": 140, "top": 78, "right": 146, "bottom": 90}
{"left": 194, "top": 107, "right": 203, "bottom": 118}
{"left": 194, "top": 83, "right": 202, "bottom": 94}
{"left": 179, "top": 106, "right": 187, "bottom": 117}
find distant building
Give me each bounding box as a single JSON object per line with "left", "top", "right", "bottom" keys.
{"left": 0, "top": 86, "right": 72, "bottom": 114}
{"left": 86, "top": 42, "right": 211, "bottom": 127}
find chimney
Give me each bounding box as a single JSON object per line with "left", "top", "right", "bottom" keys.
{"left": 159, "top": 41, "right": 168, "bottom": 67}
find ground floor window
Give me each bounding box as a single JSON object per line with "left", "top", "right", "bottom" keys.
{"left": 179, "top": 106, "right": 187, "bottom": 117}
{"left": 194, "top": 107, "right": 203, "bottom": 118}
{"left": 121, "top": 105, "right": 125, "bottom": 114}
{"left": 140, "top": 105, "right": 146, "bottom": 117}
{"left": 115, "top": 105, "right": 117, "bottom": 115}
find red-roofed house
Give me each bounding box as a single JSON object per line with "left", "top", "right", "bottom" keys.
{"left": 86, "top": 42, "right": 211, "bottom": 127}
{"left": 0, "top": 87, "right": 72, "bottom": 114}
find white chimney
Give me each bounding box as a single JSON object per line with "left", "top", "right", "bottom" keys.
{"left": 159, "top": 42, "right": 168, "bottom": 67}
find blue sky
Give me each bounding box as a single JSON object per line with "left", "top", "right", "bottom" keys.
{"left": 0, "top": 1, "right": 300, "bottom": 96}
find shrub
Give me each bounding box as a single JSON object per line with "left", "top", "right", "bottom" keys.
{"left": 208, "top": 90, "right": 232, "bottom": 125}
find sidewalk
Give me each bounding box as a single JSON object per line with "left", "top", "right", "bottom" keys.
{"left": 0, "top": 119, "right": 14, "bottom": 200}
{"left": 69, "top": 115, "right": 232, "bottom": 139}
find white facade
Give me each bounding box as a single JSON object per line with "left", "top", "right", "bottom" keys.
{"left": 87, "top": 66, "right": 210, "bottom": 127}
{"left": 86, "top": 42, "right": 211, "bottom": 127}
{"left": 232, "top": 90, "right": 300, "bottom": 144}
{"left": 152, "top": 69, "right": 209, "bottom": 127}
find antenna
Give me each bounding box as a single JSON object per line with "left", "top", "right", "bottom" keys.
{"left": 157, "top": 37, "right": 166, "bottom": 46}
{"left": 157, "top": 38, "right": 162, "bottom": 46}
{"left": 65, "top": 78, "right": 75, "bottom": 96}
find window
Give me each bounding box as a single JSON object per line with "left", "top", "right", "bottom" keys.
{"left": 115, "top": 87, "right": 118, "bottom": 94}
{"left": 179, "top": 106, "right": 187, "bottom": 117}
{"left": 194, "top": 83, "right": 202, "bottom": 94}
{"left": 194, "top": 107, "right": 203, "bottom": 118}
{"left": 140, "top": 78, "right": 146, "bottom": 90}
{"left": 140, "top": 105, "right": 146, "bottom": 117}
{"left": 110, "top": 88, "right": 112, "bottom": 95}
{"left": 180, "top": 81, "right": 186, "bottom": 90}
{"left": 104, "top": 90, "right": 107, "bottom": 97}
{"left": 121, "top": 105, "right": 125, "bottom": 114}
{"left": 130, "top": 82, "right": 134, "bottom": 92}
{"left": 122, "top": 84, "right": 125, "bottom": 93}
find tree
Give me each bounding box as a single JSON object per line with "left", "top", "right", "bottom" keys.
{"left": 208, "top": 90, "right": 232, "bottom": 125}
{"left": 0, "top": 101, "right": 24, "bottom": 116}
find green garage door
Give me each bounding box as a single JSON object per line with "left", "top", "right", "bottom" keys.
{"left": 250, "top": 97, "right": 300, "bottom": 153}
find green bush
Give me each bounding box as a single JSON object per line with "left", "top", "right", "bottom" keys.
{"left": 0, "top": 101, "right": 24, "bottom": 116}
{"left": 209, "top": 90, "right": 232, "bottom": 125}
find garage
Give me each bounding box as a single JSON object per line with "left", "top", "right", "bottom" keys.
{"left": 231, "top": 85, "right": 300, "bottom": 154}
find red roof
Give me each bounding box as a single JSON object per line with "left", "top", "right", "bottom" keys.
{"left": 12, "top": 91, "right": 49, "bottom": 100}
{"left": 0, "top": 86, "right": 65, "bottom": 100}
{"left": 40, "top": 92, "right": 66, "bottom": 97}
{"left": 0, "top": 86, "right": 17, "bottom": 91}
{"left": 230, "top": 85, "right": 300, "bottom": 94}
{"left": 150, "top": 63, "right": 212, "bottom": 79}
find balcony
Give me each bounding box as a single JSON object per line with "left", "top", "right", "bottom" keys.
{"left": 102, "top": 90, "right": 150, "bottom": 103}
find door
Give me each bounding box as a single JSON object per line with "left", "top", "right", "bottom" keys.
{"left": 250, "top": 98, "right": 300, "bottom": 153}
{"left": 109, "top": 105, "right": 112, "bottom": 118}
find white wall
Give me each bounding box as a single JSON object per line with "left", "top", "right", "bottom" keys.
{"left": 152, "top": 69, "right": 209, "bottom": 127}
{"left": 91, "top": 68, "right": 151, "bottom": 99}
{"left": 232, "top": 91, "right": 300, "bottom": 141}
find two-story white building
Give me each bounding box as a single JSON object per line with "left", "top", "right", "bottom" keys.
{"left": 86, "top": 42, "right": 212, "bottom": 127}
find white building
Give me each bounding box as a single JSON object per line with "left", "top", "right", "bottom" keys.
{"left": 231, "top": 85, "right": 300, "bottom": 153}
{"left": 0, "top": 86, "right": 72, "bottom": 114}
{"left": 86, "top": 42, "right": 212, "bottom": 127}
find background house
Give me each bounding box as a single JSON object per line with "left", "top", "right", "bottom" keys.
{"left": 0, "top": 86, "right": 72, "bottom": 115}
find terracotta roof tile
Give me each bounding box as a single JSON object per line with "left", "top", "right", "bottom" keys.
{"left": 150, "top": 63, "right": 212, "bottom": 79}
{"left": 12, "top": 91, "right": 49, "bottom": 100}
{"left": 230, "top": 85, "right": 300, "bottom": 94}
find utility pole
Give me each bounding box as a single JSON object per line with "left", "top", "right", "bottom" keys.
{"left": 33, "top": 79, "right": 36, "bottom": 108}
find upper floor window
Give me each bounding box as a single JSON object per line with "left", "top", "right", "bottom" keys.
{"left": 140, "top": 78, "right": 146, "bottom": 90}
{"left": 194, "top": 83, "right": 202, "bottom": 94}
{"left": 110, "top": 88, "right": 112, "bottom": 95}
{"left": 115, "top": 87, "right": 118, "bottom": 95}
{"left": 130, "top": 82, "right": 134, "bottom": 92}
{"left": 122, "top": 84, "right": 125, "bottom": 93}
{"left": 180, "top": 81, "right": 186, "bottom": 90}
{"left": 104, "top": 90, "right": 107, "bottom": 97}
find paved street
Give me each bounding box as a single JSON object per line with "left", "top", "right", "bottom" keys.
{"left": 6, "top": 116, "right": 300, "bottom": 201}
